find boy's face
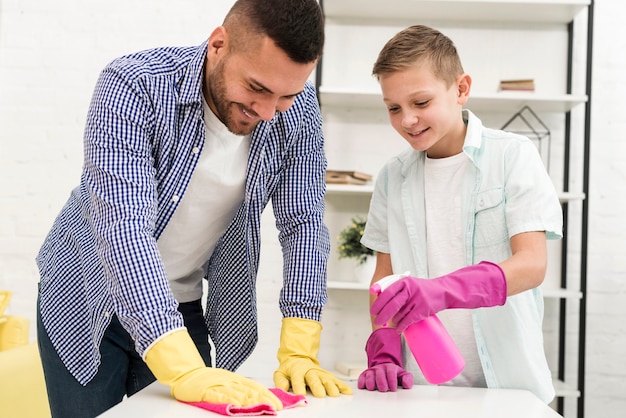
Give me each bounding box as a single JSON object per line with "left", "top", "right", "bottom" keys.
{"left": 379, "top": 63, "right": 470, "bottom": 158}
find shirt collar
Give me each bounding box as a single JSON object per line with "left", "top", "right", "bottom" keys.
{"left": 177, "top": 40, "right": 209, "bottom": 106}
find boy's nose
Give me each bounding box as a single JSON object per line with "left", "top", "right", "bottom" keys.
{"left": 402, "top": 112, "right": 419, "bottom": 128}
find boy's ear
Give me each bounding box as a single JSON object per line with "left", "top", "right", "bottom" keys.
{"left": 456, "top": 73, "right": 472, "bottom": 105}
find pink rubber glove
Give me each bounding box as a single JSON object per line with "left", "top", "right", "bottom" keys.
{"left": 371, "top": 261, "right": 507, "bottom": 332}
{"left": 357, "top": 328, "right": 414, "bottom": 392}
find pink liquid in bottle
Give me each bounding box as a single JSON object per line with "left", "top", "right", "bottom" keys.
{"left": 402, "top": 315, "right": 465, "bottom": 384}
{"left": 371, "top": 272, "right": 465, "bottom": 384}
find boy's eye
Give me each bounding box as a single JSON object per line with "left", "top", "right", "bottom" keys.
{"left": 416, "top": 100, "right": 429, "bottom": 107}
{"left": 387, "top": 106, "right": 400, "bottom": 113}
{"left": 250, "top": 85, "right": 265, "bottom": 93}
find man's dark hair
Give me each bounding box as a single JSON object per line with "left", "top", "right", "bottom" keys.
{"left": 225, "top": 0, "right": 324, "bottom": 63}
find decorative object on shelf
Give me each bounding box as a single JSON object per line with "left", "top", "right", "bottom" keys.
{"left": 326, "top": 170, "right": 372, "bottom": 185}
{"left": 337, "top": 217, "right": 376, "bottom": 283}
{"left": 353, "top": 254, "right": 376, "bottom": 283}
{"left": 337, "top": 217, "right": 374, "bottom": 265}
{"left": 334, "top": 360, "right": 366, "bottom": 381}
{"left": 498, "top": 78, "right": 535, "bottom": 92}
{"left": 0, "top": 290, "right": 10, "bottom": 316}
{"left": 501, "top": 105, "right": 551, "bottom": 171}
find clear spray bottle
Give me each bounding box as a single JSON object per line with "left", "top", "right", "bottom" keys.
{"left": 370, "top": 272, "right": 465, "bottom": 384}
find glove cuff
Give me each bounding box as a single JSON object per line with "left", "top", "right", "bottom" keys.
{"left": 277, "top": 317, "right": 322, "bottom": 364}
{"left": 144, "top": 328, "right": 206, "bottom": 386}
{"left": 365, "top": 328, "right": 403, "bottom": 368}
{"left": 477, "top": 261, "right": 507, "bottom": 305}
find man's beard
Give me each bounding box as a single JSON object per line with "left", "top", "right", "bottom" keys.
{"left": 207, "top": 60, "right": 258, "bottom": 136}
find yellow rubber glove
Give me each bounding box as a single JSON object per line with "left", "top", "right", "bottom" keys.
{"left": 145, "top": 329, "right": 281, "bottom": 410}
{"left": 273, "top": 317, "right": 353, "bottom": 398}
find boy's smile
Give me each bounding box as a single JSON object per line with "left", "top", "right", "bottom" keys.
{"left": 379, "top": 63, "right": 471, "bottom": 159}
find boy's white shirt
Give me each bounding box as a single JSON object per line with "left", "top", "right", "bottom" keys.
{"left": 408, "top": 151, "right": 486, "bottom": 388}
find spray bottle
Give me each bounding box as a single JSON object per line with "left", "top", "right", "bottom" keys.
{"left": 370, "top": 272, "right": 465, "bottom": 384}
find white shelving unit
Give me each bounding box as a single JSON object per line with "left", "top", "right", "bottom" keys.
{"left": 323, "top": 0, "right": 589, "bottom": 23}
{"left": 319, "top": 88, "right": 588, "bottom": 114}
{"left": 319, "top": 1, "right": 591, "bottom": 417}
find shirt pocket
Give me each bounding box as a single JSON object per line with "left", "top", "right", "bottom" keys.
{"left": 473, "top": 188, "right": 508, "bottom": 248}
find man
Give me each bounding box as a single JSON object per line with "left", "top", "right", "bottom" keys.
{"left": 36, "top": 1, "right": 351, "bottom": 416}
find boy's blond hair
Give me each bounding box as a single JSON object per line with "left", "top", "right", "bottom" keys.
{"left": 372, "top": 25, "right": 464, "bottom": 87}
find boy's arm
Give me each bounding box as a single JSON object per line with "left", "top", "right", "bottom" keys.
{"left": 498, "top": 231, "right": 548, "bottom": 295}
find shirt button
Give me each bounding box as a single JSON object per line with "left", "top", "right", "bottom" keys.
{"left": 192, "top": 146, "right": 200, "bottom": 154}
{"left": 104, "top": 312, "right": 111, "bottom": 318}
{"left": 172, "top": 195, "right": 180, "bottom": 202}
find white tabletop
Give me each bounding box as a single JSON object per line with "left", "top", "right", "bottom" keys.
{"left": 98, "top": 380, "right": 562, "bottom": 417}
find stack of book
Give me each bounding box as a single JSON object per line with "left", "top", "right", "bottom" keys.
{"left": 325, "top": 170, "right": 372, "bottom": 185}
{"left": 498, "top": 79, "right": 535, "bottom": 92}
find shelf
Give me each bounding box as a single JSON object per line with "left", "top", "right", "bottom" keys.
{"left": 327, "top": 280, "right": 370, "bottom": 291}
{"left": 324, "top": 0, "right": 590, "bottom": 25}
{"left": 326, "top": 183, "right": 374, "bottom": 195}
{"left": 553, "top": 378, "right": 581, "bottom": 398}
{"left": 319, "top": 88, "right": 588, "bottom": 114}
{"left": 541, "top": 287, "right": 583, "bottom": 299}
{"left": 327, "top": 182, "right": 584, "bottom": 204}
{"left": 468, "top": 92, "right": 588, "bottom": 113}
{"left": 329, "top": 280, "right": 583, "bottom": 300}
{"left": 559, "top": 192, "right": 585, "bottom": 203}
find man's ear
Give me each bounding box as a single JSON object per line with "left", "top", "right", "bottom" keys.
{"left": 207, "top": 26, "right": 228, "bottom": 61}
{"left": 457, "top": 73, "right": 472, "bottom": 105}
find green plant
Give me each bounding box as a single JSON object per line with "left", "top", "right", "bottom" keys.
{"left": 337, "top": 217, "right": 375, "bottom": 265}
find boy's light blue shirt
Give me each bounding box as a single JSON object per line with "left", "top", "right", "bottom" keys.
{"left": 362, "top": 109, "right": 562, "bottom": 403}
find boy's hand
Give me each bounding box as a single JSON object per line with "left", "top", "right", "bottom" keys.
{"left": 372, "top": 262, "right": 507, "bottom": 332}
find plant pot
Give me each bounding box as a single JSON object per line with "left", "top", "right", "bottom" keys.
{"left": 353, "top": 256, "right": 376, "bottom": 283}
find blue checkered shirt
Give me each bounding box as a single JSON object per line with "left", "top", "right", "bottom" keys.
{"left": 36, "top": 41, "right": 329, "bottom": 385}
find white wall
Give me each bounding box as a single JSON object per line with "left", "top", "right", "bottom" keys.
{"left": 584, "top": 1, "right": 626, "bottom": 415}
{"left": 0, "top": 1, "right": 624, "bottom": 417}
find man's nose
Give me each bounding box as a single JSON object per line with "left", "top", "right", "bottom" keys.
{"left": 252, "top": 97, "right": 279, "bottom": 121}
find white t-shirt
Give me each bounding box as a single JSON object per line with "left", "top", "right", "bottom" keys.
{"left": 404, "top": 151, "right": 487, "bottom": 388}
{"left": 157, "top": 100, "right": 250, "bottom": 302}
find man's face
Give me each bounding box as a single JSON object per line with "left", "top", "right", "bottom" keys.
{"left": 204, "top": 29, "right": 317, "bottom": 136}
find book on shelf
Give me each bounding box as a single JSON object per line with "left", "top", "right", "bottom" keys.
{"left": 334, "top": 361, "right": 366, "bottom": 380}
{"left": 326, "top": 170, "right": 373, "bottom": 185}
{"left": 498, "top": 79, "right": 535, "bottom": 92}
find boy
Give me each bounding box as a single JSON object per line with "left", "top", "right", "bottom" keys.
{"left": 357, "top": 25, "right": 562, "bottom": 403}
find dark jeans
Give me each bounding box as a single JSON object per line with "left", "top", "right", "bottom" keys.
{"left": 37, "top": 298, "right": 211, "bottom": 418}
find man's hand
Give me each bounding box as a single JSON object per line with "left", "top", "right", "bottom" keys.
{"left": 145, "top": 329, "right": 281, "bottom": 409}
{"left": 273, "top": 318, "right": 353, "bottom": 397}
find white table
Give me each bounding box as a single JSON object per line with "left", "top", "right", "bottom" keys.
{"left": 99, "top": 380, "right": 562, "bottom": 417}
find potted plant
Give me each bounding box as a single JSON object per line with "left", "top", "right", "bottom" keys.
{"left": 337, "top": 216, "right": 375, "bottom": 265}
